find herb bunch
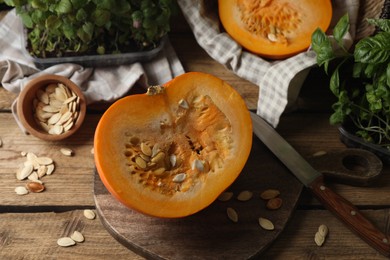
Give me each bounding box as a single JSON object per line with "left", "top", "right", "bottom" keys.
{"left": 311, "top": 14, "right": 390, "bottom": 150}
{"left": 4, "top": 0, "right": 177, "bottom": 57}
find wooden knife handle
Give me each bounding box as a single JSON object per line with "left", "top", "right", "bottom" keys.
{"left": 309, "top": 176, "right": 390, "bottom": 257}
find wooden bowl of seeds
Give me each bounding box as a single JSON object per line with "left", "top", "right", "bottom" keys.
{"left": 17, "top": 74, "right": 86, "bottom": 141}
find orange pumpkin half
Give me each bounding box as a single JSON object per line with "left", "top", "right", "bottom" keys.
{"left": 218, "top": 0, "right": 332, "bottom": 59}
{"left": 94, "top": 72, "right": 252, "bottom": 218}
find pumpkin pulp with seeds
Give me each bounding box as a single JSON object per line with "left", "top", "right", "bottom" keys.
{"left": 218, "top": 0, "right": 332, "bottom": 59}
{"left": 94, "top": 72, "right": 252, "bottom": 218}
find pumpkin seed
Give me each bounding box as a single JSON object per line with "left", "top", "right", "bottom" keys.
{"left": 192, "top": 159, "right": 204, "bottom": 172}
{"left": 178, "top": 99, "right": 189, "bottom": 109}
{"left": 227, "top": 207, "right": 238, "bottom": 223}
{"left": 141, "top": 142, "right": 152, "bottom": 156}
{"left": 60, "top": 147, "right": 74, "bottom": 156}
{"left": 28, "top": 172, "right": 39, "bottom": 182}
{"left": 15, "top": 186, "right": 29, "bottom": 195}
{"left": 237, "top": 190, "right": 253, "bottom": 201}
{"left": 151, "top": 151, "right": 165, "bottom": 164}
{"left": 318, "top": 224, "right": 329, "bottom": 237}
{"left": 266, "top": 197, "right": 283, "bottom": 210}
{"left": 46, "top": 164, "right": 55, "bottom": 175}
{"left": 218, "top": 191, "right": 233, "bottom": 202}
{"left": 314, "top": 231, "right": 325, "bottom": 246}
{"left": 17, "top": 164, "right": 33, "bottom": 180}
{"left": 260, "top": 189, "right": 280, "bottom": 200}
{"left": 35, "top": 157, "right": 53, "bottom": 165}
{"left": 70, "top": 231, "right": 84, "bottom": 243}
{"left": 36, "top": 165, "right": 47, "bottom": 178}
{"left": 313, "top": 151, "right": 327, "bottom": 157}
{"left": 33, "top": 83, "right": 80, "bottom": 135}
{"left": 57, "top": 237, "right": 76, "bottom": 247}
{"left": 49, "top": 125, "right": 63, "bottom": 135}
{"left": 267, "top": 33, "right": 278, "bottom": 42}
{"left": 172, "top": 173, "right": 186, "bottom": 183}
{"left": 135, "top": 156, "right": 147, "bottom": 169}
{"left": 258, "top": 217, "right": 274, "bottom": 230}
{"left": 26, "top": 182, "right": 45, "bottom": 193}
{"left": 47, "top": 113, "right": 62, "bottom": 125}
{"left": 83, "top": 209, "right": 96, "bottom": 220}
{"left": 153, "top": 167, "right": 166, "bottom": 176}
{"left": 169, "top": 154, "right": 177, "bottom": 168}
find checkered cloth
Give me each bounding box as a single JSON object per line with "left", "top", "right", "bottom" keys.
{"left": 0, "top": 9, "right": 184, "bottom": 105}
{"left": 177, "top": 0, "right": 360, "bottom": 127}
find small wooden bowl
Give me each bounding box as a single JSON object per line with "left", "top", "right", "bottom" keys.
{"left": 17, "top": 74, "right": 86, "bottom": 141}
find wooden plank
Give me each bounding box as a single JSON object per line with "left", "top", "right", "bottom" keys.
{"left": 0, "top": 209, "right": 388, "bottom": 259}
{"left": 0, "top": 210, "right": 143, "bottom": 260}
{"left": 0, "top": 87, "right": 16, "bottom": 111}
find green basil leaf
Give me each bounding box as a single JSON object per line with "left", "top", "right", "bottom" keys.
{"left": 354, "top": 32, "right": 390, "bottom": 64}
{"left": 311, "top": 28, "right": 334, "bottom": 70}
{"left": 333, "top": 13, "right": 350, "bottom": 45}
{"left": 353, "top": 62, "right": 363, "bottom": 78}
{"left": 387, "top": 63, "right": 390, "bottom": 87}
{"left": 330, "top": 68, "right": 340, "bottom": 96}
{"left": 367, "top": 18, "right": 390, "bottom": 33}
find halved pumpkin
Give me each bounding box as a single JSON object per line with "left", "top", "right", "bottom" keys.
{"left": 218, "top": 0, "right": 333, "bottom": 59}
{"left": 94, "top": 72, "right": 253, "bottom": 218}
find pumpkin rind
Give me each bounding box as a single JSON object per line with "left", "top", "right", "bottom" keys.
{"left": 218, "top": 0, "right": 333, "bottom": 59}
{"left": 94, "top": 72, "right": 252, "bottom": 218}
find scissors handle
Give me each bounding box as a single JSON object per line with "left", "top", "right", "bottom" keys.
{"left": 309, "top": 149, "right": 383, "bottom": 186}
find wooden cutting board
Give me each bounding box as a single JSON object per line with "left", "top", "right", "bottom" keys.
{"left": 93, "top": 135, "right": 303, "bottom": 259}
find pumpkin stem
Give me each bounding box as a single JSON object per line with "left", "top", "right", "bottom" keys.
{"left": 146, "top": 85, "right": 165, "bottom": 96}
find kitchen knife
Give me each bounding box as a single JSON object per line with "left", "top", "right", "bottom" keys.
{"left": 250, "top": 111, "right": 390, "bottom": 256}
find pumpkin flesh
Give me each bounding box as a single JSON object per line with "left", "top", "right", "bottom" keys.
{"left": 218, "top": 0, "right": 333, "bottom": 59}
{"left": 94, "top": 72, "right": 252, "bottom": 218}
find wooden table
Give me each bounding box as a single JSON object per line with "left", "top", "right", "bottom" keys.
{"left": 1, "top": 9, "right": 389, "bottom": 260}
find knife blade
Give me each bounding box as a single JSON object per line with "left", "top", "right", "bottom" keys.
{"left": 250, "top": 112, "right": 390, "bottom": 256}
